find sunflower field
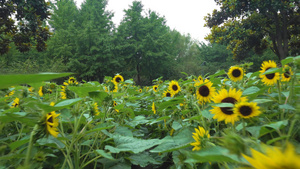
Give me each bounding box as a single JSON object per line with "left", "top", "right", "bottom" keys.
{"left": 0, "top": 57, "right": 299, "bottom": 169}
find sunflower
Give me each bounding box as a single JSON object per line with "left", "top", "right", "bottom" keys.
{"left": 259, "top": 60, "right": 280, "bottom": 86}
{"left": 92, "top": 102, "right": 100, "bottom": 116}
{"left": 104, "top": 86, "right": 109, "bottom": 92}
{"left": 242, "top": 143, "right": 300, "bottom": 169}
{"left": 139, "top": 89, "right": 142, "bottom": 93}
{"left": 152, "top": 102, "right": 156, "bottom": 114}
{"left": 190, "top": 126, "right": 210, "bottom": 151}
{"left": 228, "top": 66, "right": 244, "bottom": 82}
{"left": 281, "top": 65, "right": 293, "bottom": 82}
{"left": 113, "top": 83, "right": 118, "bottom": 92}
{"left": 234, "top": 102, "right": 261, "bottom": 119}
{"left": 112, "top": 74, "right": 124, "bottom": 84}
{"left": 10, "top": 97, "right": 19, "bottom": 108}
{"left": 113, "top": 101, "right": 119, "bottom": 112}
{"left": 197, "top": 75, "right": 203, "bottom": 82}
{"left": 46, "top": 102, "right": 60, "bottom": 138}
{"left": 68, "top": 77, "right": 78, "bottom": 85}
{"left": 38, "top": 86, "right": 43, "bottom": 97}
{"left": 60, "top": 86, "right": 67, "bottom": 99}
{"left": 153, "top": 85, "right": 159, "bottom": 92}
{"left": 195, "top": 79, "right": 216, "bottom": 103}
{"left": 210, "top": 88, "right": 247, "bottom": 124}
{"left": 28, "top": 87, "right": 33, "bottom": 92}
{"left": 169, "top": 80, "right": 181, "bottom": 95}
{"left": 163, "top": 90, "right": 173, "bottom": 98}
{"left": 5, "top": 90, "right": 15, "bottom": 97}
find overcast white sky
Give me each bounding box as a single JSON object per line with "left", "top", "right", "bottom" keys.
{"left": 74, "top": 0, "right": 219, "bottom": 42}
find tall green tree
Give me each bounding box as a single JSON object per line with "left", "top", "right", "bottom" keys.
{"left": 116, "top": 1, "right": 177, "bottom": 85}
{"left": 205, "top": 0, "right": 300, "bottom": 61}
{"left": 0, "top": 0, "right": 51, "bottom": 54}
{"left": 47, "top": 0, "right": 79, "bottom": 64}
{"left": 67, "top": 0, "right": 116, "bottom": 81}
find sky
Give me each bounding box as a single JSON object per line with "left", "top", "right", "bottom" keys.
{"left": 74, "top": 0, "right": 219, "bottom": 42}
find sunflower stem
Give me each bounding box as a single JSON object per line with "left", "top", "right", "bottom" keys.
{"left": 286, "top": 117, "right": 297, "bottom": 141}
{"left": 277, "top": 80, "right": 282, "bottom": 105}
{"left": 194, "top": 103, "right": 207, "bottom": 130}
{"left": 25, "top": 124, "right": 39, "bottom": 166}
{"left": 242, "top": 119, "right": 246, "bottom": 137}
{"left": 287, "top": 67, "right": 296, "bottom": 104}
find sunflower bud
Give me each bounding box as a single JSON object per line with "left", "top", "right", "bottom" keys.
{"left": 221, "top": 131, "right": 246, "bottom": 156}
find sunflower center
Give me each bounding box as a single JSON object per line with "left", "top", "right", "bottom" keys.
{"left": 232, "top": 69, "right": 241, "bottom": 77}
{"left": 116, "top": 77, "right": 121, "bottom": 83}
{"left": 172, "top": 85, "right": 178, "bottom": 91}
{"left": 240, "top": 106, "right": 252, "bottom": 116}
{"left": 265, "top": 67, "right": 275, "bottom": 79}
{"left": 198, "top": 85, "right": 209, "bottom": 97}
{"left": 166, "top": 92, "right": 171, "bottom": 97}
{"left": 154, "top": 87, "right": 158, "bottom": 90}
{"left": 220, "top": 97, "right": 237, "bottom": 115}
{"left": 284, "top": 71, "right": 290, "bottom": 78}
{"left": 47, "top": 115, "right": 53, "bottom": 123}
{"left": 70, "top": 79, "right": 75, "bottom": 83}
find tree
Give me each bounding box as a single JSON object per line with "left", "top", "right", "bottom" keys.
{"left": 67, "top": 0, "right": 116, "bottom": 81}
{"left": 0, "top": 0, "right": 51, "bottom": 54}
{"left": 205, "top": 0, "right": 300, "bottom": 61}
{"left": 116, "top": 1, "right": 177, "bottom": 85}
{"left": 47, "top": 0, "right": 79, "bottom": 64}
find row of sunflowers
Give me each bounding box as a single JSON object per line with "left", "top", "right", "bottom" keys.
{"left": 0, "top": 57, "right": 299, "bottom": 168}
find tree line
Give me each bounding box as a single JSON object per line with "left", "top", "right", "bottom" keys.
{"left": 2, "top": 0, "right": 297, "bottom": 85}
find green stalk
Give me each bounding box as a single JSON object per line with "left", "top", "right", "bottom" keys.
{"left": 277, "top": 80, "right": 285, "bottom": 120}
{"left": 287, "top": 68, "right": 296, "bottom": 104}
{"left": 242, "top": 119, "right": 246, "bottom": 137}
{"left": 25, "top": 124, "right": 39, "bottom": 166}
{"left": 277, "top": 80, "right": 282, "bottom": 104}
{"left": 286, "top": 117, "right": 297, "bottom": 141}
{"left": 193, "top": 103, "right": 207, "bottom": 130}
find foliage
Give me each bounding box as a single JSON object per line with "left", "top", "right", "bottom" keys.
{"left": 205, "top": 0, "right": 300, "bottom": 61}
{"left": 0, "top": 56, "right": 299, "bottom": 168}
{"left": 0, "top": 0, "right": 51, "bottom": 54}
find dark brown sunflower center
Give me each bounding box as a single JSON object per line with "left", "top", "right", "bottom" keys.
{"left": 265, "top": 67, "right": 275, "bottom": 79}
{"left": 198, "top": 85, "right": 209, "bottom": 97}
{"left": 14, "top": 103, "right": 19, "bottom": 107}
{"left": 240, "top": 106, "right": 252, "bottom": 116}
{"left": 70, "top": 79, "right": 75, "bottom": 83}
{"left": 47, "top": 115, "right": 53, "bottom": 123}
{"left": 232, "top": 69, "right": 241, "bottom": 77}
{"left": 172, "top": 85, "right": 178, "bottom": 91}
{"left": 115, "top": 77, "right": 121, "bottom": 83}
{"left": 220, "top": 97, "right": 237, "bottom": 115}
{"left": 154, "top": 87, "right": 158, "bottom": 90}
{"left": 284, "top": 71, "right": 290, "bottom": 78}
{"left": 166, "top": 92, "right": 171, "bottom": 97}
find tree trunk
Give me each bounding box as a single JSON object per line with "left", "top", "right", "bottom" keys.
{"left": 136, "top": 63, "right": 141, "bottom": 86}
{"left": 273, "top": 11, "right": 289, "bottom": 61}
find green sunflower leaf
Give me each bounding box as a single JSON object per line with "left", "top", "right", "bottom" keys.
{"left": 281, "top": 57, "right": 294, "bottom": 66}
{"left": 242, "top": 86, "right": 260, "bottom": 96}
{"left": 261, "top": 67, "right": 282, "bottom": 75}
{"left": 209, "top": 69, "right": 226, "bottom": 79}
{"left": 95, "top": 150, "right": 115, "bottom": 160}
{"left": 279, "top": 104, "right": 295, "bottom": 110}
{"left": 150, "top": 128, "right": 194, "bottom": 153}
{"left": 9, "top": 139, "right": 30, "bottom": 151}
{"left": 210, "top": 103, "right": 234, "bottom": 107}
{"left": 0, "top": 73, "right": 72, "bottom": 89}
{"left": 68, "top": 86, "right": 100, "bottom": 98}
{"left": 104, "top": 136, "right": 161, "bottom": 154}
{"left": 183, "top": 146, "right": 246, "bottom": 163}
